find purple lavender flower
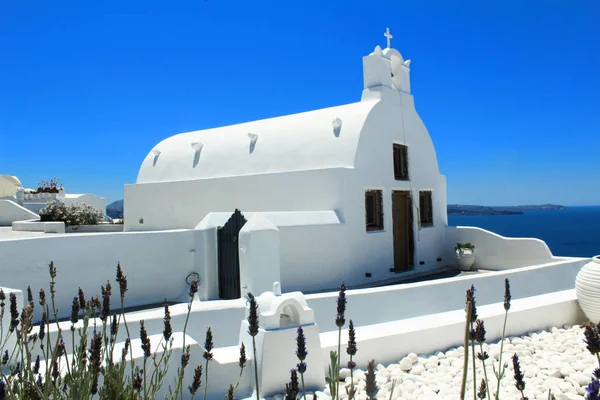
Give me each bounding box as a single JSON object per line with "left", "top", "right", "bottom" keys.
{"left": 284, "top": 369, "right": 299, "bottom": 400}
{"left": 465, "top": 285, "right": 477, "bottom": 322}
{"left": 140, "top": 321, "right": 151, "bottom": 358}
{"left": 189, "top": 365, "right": 203, "bottom": 395}
{"left": 335, "top": 282, "right": 347, "bottom": 328}
{"left": 584, "top": 322, "right": 600, "bottom": 355}
{"left": 296, "top": 326, "right": 307, "bottom": 361}
{"left": 504, "top": 279, "right": 511, "bottom": 311}
{"left": 163, "top": 301, "right": 172, "bottom": 342}
{"left": 512, "top": 353, "right": 526, "bottom": 392}
{"left": 365, "top": 359, "right": 378, "bottom": 400}
{"left": 239, "top": 342, "right": 247, "bottom": 369}
{"left": 116, "top": 262, "right": 128, "bottom": 298}
{"left": 347, "top": 319, "right": 357, "bottom": 356}
{"left": 203, "top": 327, "right": 214, "bottom": 361}
{"left": 474, "top": 319, "right": 486, "bottom": 343}
{"left": 477, "top": 378, "right": 487, "bottom": 399}
{"left": 70, "top": 296, "right": 80, "bottom": 327}
{"left": 247, "top": 293, "right": 259, "bottom": 337}
{"left": 588, "top": 377, "right": 600, "bottom": 400}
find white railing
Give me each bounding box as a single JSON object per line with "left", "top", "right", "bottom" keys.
{"left": 23, "top": 192, "right": 59, "bottom": 201}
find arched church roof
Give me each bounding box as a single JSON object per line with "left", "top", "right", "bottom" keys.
{"left": 136, "top": 100, "right": 378, "bottom": 184}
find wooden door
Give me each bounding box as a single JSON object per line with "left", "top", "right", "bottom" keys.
{"left": 392, "top": 191, "right": 415, "bottom": 271}
{"left": 217, "top": 209, "right": 247, "bottom": 299}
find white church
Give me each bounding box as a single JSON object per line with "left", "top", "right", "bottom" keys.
{"left": 124, "top": 29, "right": 447, "bottom": 298}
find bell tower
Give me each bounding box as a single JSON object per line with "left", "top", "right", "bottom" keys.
{"left": 362, "top": 28, "right": 412, "bottom": 99}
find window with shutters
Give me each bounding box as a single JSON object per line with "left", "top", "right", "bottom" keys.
{"left": 393, "top": 144, "right": 409, "bottom": 180}
{"left": 419, "top": 190, "right": 433, "bottom": 227}
{"left": 365, "top": 190, "right": 384, "bottom": 231}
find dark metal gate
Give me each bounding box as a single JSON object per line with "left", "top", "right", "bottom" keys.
{"left": 217, "top": 209, "right": 247, "bottom": 299}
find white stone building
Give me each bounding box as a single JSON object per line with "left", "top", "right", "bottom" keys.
{"left": 125, "top": 33, "right": 448, "bottom": 297}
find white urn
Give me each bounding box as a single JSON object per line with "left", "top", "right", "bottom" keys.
{"left": 456, "top": 248, "right": 476, "bottom": 271}
{"left": 575, "top": 255, "right": 600, "bottom": 323}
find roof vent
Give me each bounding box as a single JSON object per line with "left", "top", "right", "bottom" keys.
{"left": 151, "top": 149, "right": 161, "bottom": 166}
{"left": 248, "top": 132, "right": 259, "bottom": 153}
{"left": 191, "top": 142, "right": 204, "bottom": 151}
{"left": 191, "top": 142, "right": 204, "bottom": 167}
{"left": 332, "top": 118, "right": 342, "bottom": 137}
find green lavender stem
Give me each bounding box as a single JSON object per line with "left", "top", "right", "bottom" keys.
{"left": 460, "top": 301, "right": 472, "bottom": 400}
{"left": 494, "top": 309, "right": 509, "bottom": 400}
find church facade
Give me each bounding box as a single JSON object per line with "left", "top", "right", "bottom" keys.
{"left": 124, "top": 31, "right": 448, "bottom": 296}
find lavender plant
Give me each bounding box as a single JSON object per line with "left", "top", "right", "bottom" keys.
{"left": 334, "top": 282, "right": 347, "bottom": 400}
{"left": 229, "top": 343, "right": 247, "bottom": 399}
{"left": 346, "top": 320, "right": 357, "bottom": 400}
{"left": 284, "top": 368, "right": 299, "bottom": 400}
{"left": 202, "top": 327, "right": 214, "bottom": 400}
{"left": 295, "top": 326, "right": 308, "bottom": 400}
{"left": 247, "top": 292, "right": 260, "bottom": 400}
{"left": 512, "top": 354, "right": 527, "bottom": 400}
{"left": 0, "top": 261, "right": 202, "bottom": 400}
{"left": 365, "top": 359, "right": 378, "bottom": 400}
{"left": 493, "top": 279, "right": 512, "bottom": 400}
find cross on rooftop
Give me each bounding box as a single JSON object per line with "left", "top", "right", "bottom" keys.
{"left": 384, "top": 27, "right": 393, "bottom": 49}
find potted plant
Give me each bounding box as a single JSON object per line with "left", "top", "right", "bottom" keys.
{"left": 455, "top": 242, "right": 476, "bottom": 271}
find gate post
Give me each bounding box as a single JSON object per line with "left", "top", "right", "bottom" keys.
{"left": 238, "top": 213, "right": 280, "bottom": 299}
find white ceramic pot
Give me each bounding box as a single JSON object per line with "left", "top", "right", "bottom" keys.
{"left": 575, "top": 255, "right": 600, "bottom": 323}
{"left": 456, "top": 249, "right": 476, "bottom": 271}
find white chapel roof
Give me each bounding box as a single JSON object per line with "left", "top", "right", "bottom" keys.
{"left": 137, "top": 100, "right": 378, "bottom": 184}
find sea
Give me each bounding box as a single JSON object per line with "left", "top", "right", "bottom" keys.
{"left": 447, "top": 206, "right": 600, "bottom": 258}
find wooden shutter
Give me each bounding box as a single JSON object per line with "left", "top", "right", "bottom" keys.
{"left": 401, "top": 146, "right": 409, "bottom": 180}
{"left": 419, "top": 191, "right": 433, "bottom": 226}
{"left": 376, "top": 190, "right": 383, "bottom": 228}
{"left": 427, "top": 192, "right": 433, "bottom": 225}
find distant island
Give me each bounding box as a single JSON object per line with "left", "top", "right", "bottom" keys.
{"left": 447, "top": 204, "right": 568, "bottom": 216}
{"left": 106, "top": 200, "right": 567, "bottom": 218}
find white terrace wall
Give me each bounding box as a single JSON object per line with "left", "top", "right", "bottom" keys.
{"left": 446, "top": 226, "right": 556, "bottom": 269}
{"left": 0, "top": 230, "right": 206, "bottom": 320}
{"left": 47, "top": 257, "right": 587, "bottom": 352}
{"left": 0, "top": 199, "right": 39, "bottom": 226}
{"left": 304, "top": 257, "right": 588, "bottom": 334}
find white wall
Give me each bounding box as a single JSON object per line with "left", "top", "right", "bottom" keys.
{"left": 0, "top": 199, "right": 39, "bottom": 226}
{"left": 0, "top": 229, "right": 202, "bottom": 320}
{"left": 304, "top": 257, "right": 588, "bottom": 333}
{"left": 446, "top": 226, "right": 556, "bottom": 269}
{"left": 45, "top": 256, "right": 588, "bottom": 352}
{"left": 63, "top": 193, "right": 107, "bottom": 215}
{"left": 320, "top": 289, "right": 585, "bottom": 369}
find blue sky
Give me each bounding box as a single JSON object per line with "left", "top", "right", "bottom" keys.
{"left": 1, "top": 1, "right": 599, "bottom": 206}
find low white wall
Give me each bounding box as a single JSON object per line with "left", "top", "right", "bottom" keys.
{"left": 12, "top": 220, "right": 64, "bottom": 233}
{"left": 45, "top": 257, "right": 590, "bottom": 354}
{"left": 304, "top": 257, "right": 588, "bottom": 333}
{"left": 0, "top": 200, "right": 39, "bottom": 226}
{"left": 66, "top": 224, "right": 124, "bottom": 233}
{"left": 320, "top": 289, "right": 586, "bottom": 369}
{"left": 0, "top": 230, "right": 203, "bottom": 320}
{"left": 446, "top": 226, "right": 555, "bottom": 269}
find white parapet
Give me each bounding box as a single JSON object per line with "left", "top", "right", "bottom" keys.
{"left": 320, "top": 289, "right": 586, "bottom": 370}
